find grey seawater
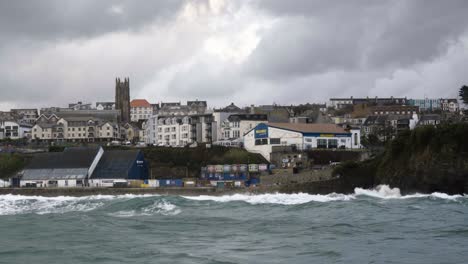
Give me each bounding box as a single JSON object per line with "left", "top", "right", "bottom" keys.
{"left": 0, "top": 186, "right": 467, "bottom": 264}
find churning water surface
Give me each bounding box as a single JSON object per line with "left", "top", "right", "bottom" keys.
{"left": 0, "top": 185, "right": 467, "bottom": 264}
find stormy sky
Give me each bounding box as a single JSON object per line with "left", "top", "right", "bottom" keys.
{"left": 1, "top": 0, "right": 467, "bottom": 110}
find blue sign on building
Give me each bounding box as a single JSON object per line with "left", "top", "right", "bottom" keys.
{"left": 254, "top": 123, "right": 269, "bottom": 139}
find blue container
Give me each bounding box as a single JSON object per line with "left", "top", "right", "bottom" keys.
{"left": 159, "top": 179, "right": 183, "bottom": 187}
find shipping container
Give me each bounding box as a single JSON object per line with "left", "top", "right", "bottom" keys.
{"left": 248, "top": 164, "right": 259, "bottom": 172}
{"left": 148, "top": 179, "right": 159, "bottom": 187}
{"left": 159, "top": 179, "right": 183, "bottom": 187}
{"left": 128, "top": 180, "right": 143, "bottom": 188}
{"left": 207, "top": 165, "right": 215, "bottom": 173}
{"left": 223, "top": 165, "right": 231, "bottom": 173}
{"left": 239, "top": 164, "right": 247, "bottom": 172}
{"left": 215, "top": 165, "right": 223, "bottom": 173}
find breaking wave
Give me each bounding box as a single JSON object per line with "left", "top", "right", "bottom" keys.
{"left": 0, "top": 194, "right": 160, "bottom": 216}
{"left": 0, "top": 185, "right": 465, "bottom": 215}
{"left": 183, "top": 192, "right": 355, "bottom": 205}
{"left": 184, "top": 185, "right": 466, "bottom": 205}
{"left": 354, "top": 185, "right": 465, "bottom": 200}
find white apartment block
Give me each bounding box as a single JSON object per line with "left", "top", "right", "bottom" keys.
{"left": 0, "top": 120, "right": 32, "bottom": 140}
{"left": 217, "top": 114, "right": 268, "bottom": 147}
{"left": 145, "top": 114, "right": 215, "bottom": 147}
{"left": 130, "top": 99, "right": 153, "bottom": 122}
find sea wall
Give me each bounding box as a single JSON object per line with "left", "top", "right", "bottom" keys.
{"left": 0, "top": 187, "right": 224, "bottom": 197}
{"left": 260, "top": 168, "right": 334, "bottom": 186}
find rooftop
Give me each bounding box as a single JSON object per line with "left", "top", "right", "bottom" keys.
{"left": 268, "top": 123, "right": 349, "bottom": 134}
{"left": 131, "top": 99, "right": 151, "bottom": 108}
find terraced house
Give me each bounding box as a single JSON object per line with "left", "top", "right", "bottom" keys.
{"left": 32, "top": 114, "right": 121, "bottom": 143}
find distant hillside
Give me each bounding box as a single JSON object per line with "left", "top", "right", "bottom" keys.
{"left": 334, "top": 123, "right": 468, "bottom": 194}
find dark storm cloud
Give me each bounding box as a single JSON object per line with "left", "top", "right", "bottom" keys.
{"left": 0, "top": 0, "right": 184, "bottom": 42}
{"left": 0, "top": 0, "right": 467, "bottom": 110}
{"left": 248, "top": 0, "right": 468, "bottom": 78}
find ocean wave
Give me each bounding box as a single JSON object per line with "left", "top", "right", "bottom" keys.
{"left": 183, "top": 192, "right": 355, "bottom": 205}
{"left": 354, "top": 185, "right": 465, "bottom": 200}
{"left": 109, "top": 200, "right": 181, "bottom": 217}
{"left": 183, "top": 185, "right": 465, "bottom": 205}
{"left": 0, "top": 194, "right": 160, "bottom": 216}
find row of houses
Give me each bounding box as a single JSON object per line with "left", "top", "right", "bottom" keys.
{"left": 328, "top": 96, "right": 460, "bottom": 113}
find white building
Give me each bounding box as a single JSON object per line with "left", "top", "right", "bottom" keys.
{"left": 96, "top": 102, "right": 115, "bottom": 110}
{"left": 440, "top": 99, "right": 459, "bottom": 113}
{"left": 0, "top": 120, "right": 32, "bottom": 140}
{"left": 216, "top": 114, "right": 268, "bottom": 147}
{"left": 130, "top": 99, "right": 153, "bottom": 122}
{"left": 244, "top": 123, "right": 361, "bottom": 161}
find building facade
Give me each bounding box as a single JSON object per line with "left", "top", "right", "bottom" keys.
{"left": 0, "top": 120, "right": 32, "bottom": 140}
{"left": 10, "top": 109, "right": 38, "bottom": 124}
{"left": 217, "top": 114, "right": 268, "bottom": 147}
{"left": 96, "top": 102, "right": 115, "bottom": 110}
{"left": 440, "top": 99, "right": 459, "bottom": 113}
{"left": 32, "top": 114, "right": 121, "bottom": 143}
{"left": 244, "top": 123, "right": 360, "bottom": 161}
{"left": 329, "top": 97, "right": 407, "bottom": 109}
{"left": 130, "top": 99, "right": 152, "bottom": 122}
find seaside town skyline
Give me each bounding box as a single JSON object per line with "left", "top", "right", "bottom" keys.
{"left": 2, "top": 2, "right": 468, "bottom": 263}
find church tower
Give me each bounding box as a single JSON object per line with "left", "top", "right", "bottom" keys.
{"left": 115, "top": 77, "right": 130, "bottom": 123}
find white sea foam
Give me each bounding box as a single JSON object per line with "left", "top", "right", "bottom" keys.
{"left": 183, "top": 185, "right": 466, "bottom": 205}
{"left": 354, "top": 185, "right": 466, "bottom": 200}
{"left": 183, "top": 192, "right": 355, "bottom": 205}
{"left": 0, "top": 194, "right": 160, "bottom": 216}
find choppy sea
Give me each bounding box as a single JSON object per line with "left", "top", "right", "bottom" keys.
{"left": 0, "top": 185, "right": 467, "bottom": 264}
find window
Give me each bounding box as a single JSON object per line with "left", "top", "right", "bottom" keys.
{"left": 224, "top": 131, "right": 230, "bottom": 138}
{"left": 233, "top": 130, "right": 240, "bottom": 138}
{"left": 255, "top": 138, "right": 268, "bottom": 145}
{"left": 270, "top": 138, "right": 281, "bottom": 144}
{"left": 328, "top": 139, "right": 338, "bottom": 149}
{"left": 317, "top": 139, "right": 327, "bottom": 149}
{"left": 354, "top": 133, "right": 358, "bottom": 146}
{"left": 305, "top": 138, "right": 312, "bottom": 143}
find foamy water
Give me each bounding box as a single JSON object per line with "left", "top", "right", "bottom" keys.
{"left": 0, "top": 186, "right": 465, "bottom": 216}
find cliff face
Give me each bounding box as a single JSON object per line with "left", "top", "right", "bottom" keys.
{"left": 335, "top": 124, "right": 468, "bottom": 194}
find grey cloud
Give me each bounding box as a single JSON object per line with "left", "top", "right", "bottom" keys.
{"left": 0, "top": 0, "right": 467, "bottom": 110}
{"left": 245, "top": 16, "right": 365, "bottom": 79}
{"left": 366, "top": 1, "right": 468, "bottom": 67}
{"left": 0, "top": 0, "right": 184, "bottom": 42}
{"left": 248, "top": 0, "right": 468, "bottom": 79}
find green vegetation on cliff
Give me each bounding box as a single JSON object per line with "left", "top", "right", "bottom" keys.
{"left": 334, "top": 123, "right": 468, "bottom": 194}
{"left": 0, "top": 153, "right": 28, "bottom": 179}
